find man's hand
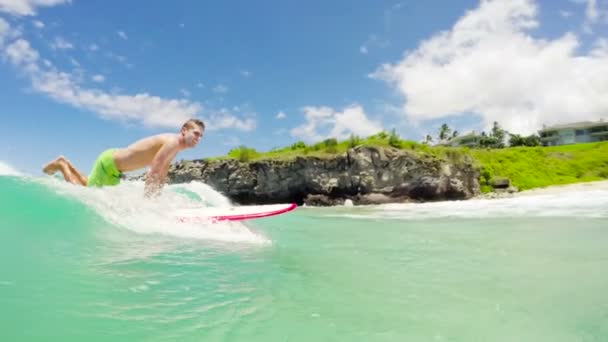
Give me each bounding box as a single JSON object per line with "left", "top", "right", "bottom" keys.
{"left": 144, "top": 171, "right": 164, "bottom": 198}
{"left": 143, "top": 140, "right": 179, "bottom": 198}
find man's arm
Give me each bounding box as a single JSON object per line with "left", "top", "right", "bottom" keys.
{"left": 144, "top": 140, "right": 179, "bottom": 197}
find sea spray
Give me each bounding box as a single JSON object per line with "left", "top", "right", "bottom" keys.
{"left": 0, "top": 160, "right": 22, "bottom": 176}
{"left": 39, "top": 177, "right": 269, "bottom": 244}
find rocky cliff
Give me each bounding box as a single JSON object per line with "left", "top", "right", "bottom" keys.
{"left": 167, "top": 146, "right": 480, "bottom": 206}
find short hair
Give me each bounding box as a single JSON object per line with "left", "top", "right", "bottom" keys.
{"left": 182, "top": 118, "right": 205, "bottom": 131}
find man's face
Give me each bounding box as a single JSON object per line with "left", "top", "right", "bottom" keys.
{"left": 183, "top": 126, "right": 204, "bottom": 147}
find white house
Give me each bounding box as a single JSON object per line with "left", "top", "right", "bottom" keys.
{"left": 538, "top": 120, "right": 608, "bottom": 146}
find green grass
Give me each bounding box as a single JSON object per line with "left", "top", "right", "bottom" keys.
{"left": 211, "top": 132, "right": 432, "bottom": 162}
{"left": 468, "top": 142, "right": 608, "bottom": 191}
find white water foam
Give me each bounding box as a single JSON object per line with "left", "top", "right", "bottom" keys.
{"left": 41, "top": 178, "right": 269, "bottom": 244}
{"left": 319, "top": 187, "right": 608, "bottom": 220}
{"left": 0, "top": 160, "right": 22, "bottom": 176}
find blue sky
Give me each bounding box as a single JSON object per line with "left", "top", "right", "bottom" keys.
{"left": 1, "top": 0, "right": 607, "bottom": 175}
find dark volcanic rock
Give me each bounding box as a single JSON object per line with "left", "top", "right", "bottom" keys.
{"left": 166, "top": 146, "right": 481, "bottom": 206}
{"left": 490, "top": 177, "right": 511, "bottom": 189}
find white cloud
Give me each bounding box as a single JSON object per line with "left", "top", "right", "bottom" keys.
{"left": 105, "top": 52, "right": 131, "bottom": 68}
{"left": 290, "top": 105, "right": 383, "bottom": 143}
{"left": 0, "top": 0, "right": 70, "bottom": 16}
{"left": 222, "top": 136, "right": 240, "bottom": 146}
{"left": 89, "top": 43, "right": 98, "bottom": 52}
{"left": 113, "top": 54, "right": 126, "bottom": 63}
{"left": 359, "top": 34, "right": 389, "bottom": 54}
{"left": 30, "top": 70, "right": 201, "bottom": 128}
{"left": 241, "top": 70, "right": 251, "bottom": 77}
{"left": 91, "top": 74, "right": 104, "bottom": 83}
{"left": 276, "top": 111, "right": 286, "bottom": 119}
{"left": 117, "top": 30, "right": 128, "bottom": 40}
{"left": 584, "top": 0, "right": 599, "bottom": 22}
{"left": 571, "top": 0, "right": 608, "bottom": 33}
{"left": 213, "top": 84, "right": 228, "bottom": 94}
{"left": 0, "top": 18, "right": 10, "bottom": 47}
{"left": 5, "top": 38, "right": 39, "bottom": 68}
{"left": 384, "top": 2, "right": 405, "bottom": 34}
{"left": 2, "top": 29, "right": 201, "bottom": 127}
{"left": 32, "top": 20, "right": 44, "bottom": 28}
{"left": 68, "top": 56, "right": 79, "bottom": 67}
{"left": 180, "top": 88, "right": 191, "bottom": 98}
{"left": 559, "top": 10, "right": 573, "bottom": 18}
{"left": 208, "top": 110, "right": 256, "bottom": 131}
{"left": 273, "top": 128, "right": 288, "bottom": 136}
{"left": 372, "top": 0, "right": 608, "bottom": 135}
{"left": 0, "top": 22, "right": 257, "bottom": 131}
{"left": 50, "top": 36, "right": 73, "bottom": 50}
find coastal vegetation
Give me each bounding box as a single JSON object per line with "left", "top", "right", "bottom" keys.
{"left": 470, "top": 142, "right": 608, "bottom": 192}
{"left": 210, "top": 125, "right": 608, "bottom": 193}
{"left": 219, "top": 129, "right": 425, "bottom": 162}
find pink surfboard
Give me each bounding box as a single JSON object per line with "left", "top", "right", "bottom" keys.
{"left": 175, "top": 203, "right": 297, "bottom": 222}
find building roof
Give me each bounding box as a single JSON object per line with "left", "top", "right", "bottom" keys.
{"left": 447, "top": 132, "right": 478, "bottom": 142}
{"left": 539, "top": 120, "right": 608, "bottom": 132}
{"left": 434, "top": 131, "right": 480, "bottom": 146}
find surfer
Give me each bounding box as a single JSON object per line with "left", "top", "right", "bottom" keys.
{"left": 42, "top": 118, "right": 205, "bottom": 197}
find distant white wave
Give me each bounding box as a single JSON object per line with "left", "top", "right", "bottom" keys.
{"left": 318, "top": 186, "right": 608, "bottom": 220}
{"left": 0, "top": 161, "right": 22, "bottom": 176}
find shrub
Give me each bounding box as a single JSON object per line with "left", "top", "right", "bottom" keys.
{"left": 325, "top": 146, "right": 338, "bottom": 153}
{"left": 371, "top": 131, "right": 389, "bottom": 140}
{"left": 481, "top": 185, "right": 493, "bottom": 193}
{"left": 349, "top": 134, "right": 362, "bottom": 148}
{"left": 228, "top": 145, "right": 258, "bottom": 162}
{"left": 400, "top": 140, "right": 419, "bottom": 150}
{"left": 481, "top": 168, "right": 492, "bottom": 184}
{"left": 509, "top": 134, "right": 541, "bottom": 147}
{"left": 310, "top": 143, "right": 322, "bottom": 151}
{"left": 388, "top": 129, "right": 401, "bottom": 148}
{"left": 323, "top": 138, "right": 338, "bottom": 147}
{"left": 291, "top": 141, "right": 307, "bottom": 150}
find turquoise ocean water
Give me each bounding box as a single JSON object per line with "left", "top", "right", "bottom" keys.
{"left": 1, "top": 168, "right": 608, "bottom": 341}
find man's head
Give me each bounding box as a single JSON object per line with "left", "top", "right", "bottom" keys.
{"left": 180, "top": 119, "right": 205, "bottom": 147}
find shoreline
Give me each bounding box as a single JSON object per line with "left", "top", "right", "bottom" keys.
{"left": 477, "top": 180, "right": 608, "bottom": 199}
{"left": 514, "top": 180, "right": 608, "bottom": 196}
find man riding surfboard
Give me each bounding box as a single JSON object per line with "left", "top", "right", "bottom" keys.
{"left": 43, "top": 119, "right": 205, "bottom": 197}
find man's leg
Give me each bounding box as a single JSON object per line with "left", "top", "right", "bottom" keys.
{"left": 43, "top": 156, "right": 88, "bottom": 186}
{"left": 61, "top": 157, "right": 88, "bottom": 185}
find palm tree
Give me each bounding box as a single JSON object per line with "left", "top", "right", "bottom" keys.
{"left": 438, "top": 123, "right": 451, "bottom": 141}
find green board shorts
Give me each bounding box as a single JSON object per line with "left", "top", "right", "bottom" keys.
{"left": 87, "top": 149, "right": 122, "bottom": 187}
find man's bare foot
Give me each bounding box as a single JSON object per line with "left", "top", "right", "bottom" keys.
{"left": 42, "top": 162, "right": 58, "bottom": 175}
{"left": 42, "top": 156, "right": 65, "bottom": 175}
